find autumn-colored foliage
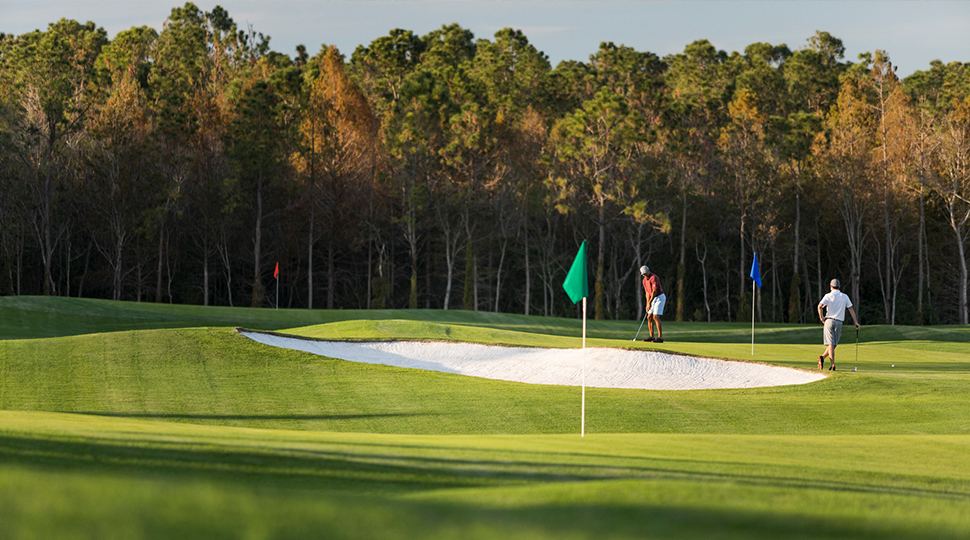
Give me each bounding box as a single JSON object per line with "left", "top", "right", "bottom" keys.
{"left": 2, "top": 7, "right": 969, "bottom": 324}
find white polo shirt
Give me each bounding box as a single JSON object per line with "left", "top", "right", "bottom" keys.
{"left": 819, "top": 290, "right": 853, "bottom": 321}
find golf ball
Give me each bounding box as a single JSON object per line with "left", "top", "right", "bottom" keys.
{"left": 892, "top": 364, "right": 895, "bottom": 367}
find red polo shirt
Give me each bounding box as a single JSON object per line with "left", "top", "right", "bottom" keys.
{"left": 642, "top": 274, "right": 663, "bottom": 297}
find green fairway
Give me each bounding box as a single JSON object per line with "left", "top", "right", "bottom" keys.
{"left": 1, "top": 297, "right": 969, "bottom": 538}
{"left": 1, "top": 411, "right": 969, "bottom": 540}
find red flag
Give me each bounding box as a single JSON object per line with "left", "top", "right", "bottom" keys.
{"left": 274, "top": 262, "right": 279, "bottom": 279}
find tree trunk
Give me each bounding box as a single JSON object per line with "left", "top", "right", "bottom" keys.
{"left": 113, "top": 229, "right": 124, "bottom": 301}
{"left": 773, "top": 246, "right": 780, "bottom": 322}
{"left": 463, "top": 238, "right": 474, "bottom": 310}
{"left": 442, "top": 226, "right": 458, "bottom": 310}
{"left": 523, "top": 223, "right": 530, "bottom": 316}
{"left": 791, "top": 181, "right": 801, "bottom": 322}
{"left": 494, "top": 237, "right": 507, "bottom": 312}
{"left": 676, "top": 188, "right": 687, "bottom": 322}
{"left": 883, "top": 193, "right": 892, "bottom": 323}
{"left": 78, "top": 241, "right": 90, "bottom": 298}
{"left": 723, "top": 252, "right": 732, "bottom": 322}
{"left": 695, "top": 239, "right": 710, "bottom": 322}
{"left": 924, "top": 216, "right": 932, "bottom": 309}
{"left": 155, "top": 226, "right": 164, "bottom": 303}
{"left": 219, "top": 236, "right": 233, "bottom": 307}
{"left": 955, "top": 223, "right": 968, "bottom": 325}
{"left": 802, "top": 250, "right": 812, "bottom": 317}
{"left": 308, "top": 184, "right": 315, "bottom": 309}
{"left": 327, "top": 235, "right": 335, "bottom": 310}
{"left": 17, "top": 234, "right": 23, "bottom": 296}
{"left": 739, "top": 212, "right": 746, "bottom": 297}
{"left": 366, "top": 153, "right": 376, "bottom": 311}
{"left": 39, "top": 169, "right": 55, "bottom": 297}
{"left": 633, "top": 223, "right": 644, "bottom": 316}
{"left": 425, "top": 245, "right": 432, "bottom": 309}
{"left": 950, "top": 198, "right": 969, "bottom": 325}
{"left": 64, "top": 236, "right": 71, "bottom": 298}
{"left": 409, "top": 232, "right": 418, "bottom": 310}
{"left": 203, "top": 250, "right": 210, "bottom": 306}
{"left": 917, "top": 180, "right": 925, "bottom": 323}
{"left": 251, "top": 176, "right": 265, "bottom": 308}
{"left": 165, "top": 233, "right": 174, "bottom": 304}
{"left": 595, "top": 202, "right": 605, "bottom": 320}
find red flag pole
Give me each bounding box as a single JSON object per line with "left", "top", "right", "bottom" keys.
{"left": 274, "top": 262, "right": 279, "bottom": 311}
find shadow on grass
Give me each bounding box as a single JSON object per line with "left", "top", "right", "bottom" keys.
{"left": 70, "top": 411, "right": 430, "bottom": 421}
{"left": 1, "top": 431, "right": 968, "bottom": 504}
{"left": 0, "top": 433, "right": 585, "bottom": 493}
{"left": 1, "top": 433, "right": 969, "bottom": 539}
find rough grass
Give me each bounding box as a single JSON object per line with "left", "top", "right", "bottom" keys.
{"left": 1, "top": 296, "right": 969, "bottom": 539}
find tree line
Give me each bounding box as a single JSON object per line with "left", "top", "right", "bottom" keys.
{"left": 1, "top": 3, "right": 969, "bottom": 324}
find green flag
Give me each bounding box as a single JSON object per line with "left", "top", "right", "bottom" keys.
{"left": 562, "top": 241, "right": 588, "bottom": 304}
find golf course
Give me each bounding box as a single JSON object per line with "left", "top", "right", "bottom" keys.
{"left": 1, "top": 296, "right": 969, "bottom": 539}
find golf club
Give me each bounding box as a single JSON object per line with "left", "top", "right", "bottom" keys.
{"left": 633, "top": 311, "right": 648, "bottom": 341}
{"left": 855, "top": 326, "right": 859, "bottom": 370}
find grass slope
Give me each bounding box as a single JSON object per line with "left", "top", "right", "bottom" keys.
{"left": 1, "top": 325, "right": 969, "bottom": 435}
{"left": 16, "top": 294, "right": 970, "bottom": 345}
{"left": 0, "top": 295, "right": 622, "bottom": 340}
{"left": 1, "top": 297, "right": 969, "bottom": 538}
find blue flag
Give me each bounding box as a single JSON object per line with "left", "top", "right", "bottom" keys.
{"left": 750, "top": 253, "right": 762, "bottom": 288}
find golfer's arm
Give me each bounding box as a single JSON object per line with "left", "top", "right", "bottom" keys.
{"left": 848, "top": 306, "right": 860, "bottom": 327}
{"left": 817, "top": 303, "right": 825, "bottom": 322}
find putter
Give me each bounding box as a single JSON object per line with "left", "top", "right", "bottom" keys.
{"left": 633, "top": 311, "right": 649, "bottom": 341}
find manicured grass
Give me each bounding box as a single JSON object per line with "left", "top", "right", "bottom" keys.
{"left": 1, "top": 296, "right": 969, "bottom": 538}
{"left": 1, "top": 410, "right": 969, "bottom": 540}
{"left": 0, "top": 295, "right": 624, "bottom": 340}
{"left": 1, "top": 324, "right": 968, "bottom": 435}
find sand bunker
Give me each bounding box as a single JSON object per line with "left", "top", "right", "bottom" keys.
{"left": 240, "top": 330, "right": 824, "bottom": 390}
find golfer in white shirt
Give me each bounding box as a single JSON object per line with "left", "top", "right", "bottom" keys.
{"left": 817, "top": 279, "right": 861, "bottom": 371}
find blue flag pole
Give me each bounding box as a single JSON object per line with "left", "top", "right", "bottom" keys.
{"left": 750, "top": 253, "right": 761, "bottom": 355}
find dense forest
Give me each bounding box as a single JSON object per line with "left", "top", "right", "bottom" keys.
{"left": 1, "top": 3, "right": 969, "bottom": 324}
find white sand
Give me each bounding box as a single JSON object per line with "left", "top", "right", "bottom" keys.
{"left": 239, "top": 330, "right": 824, "bottom": 390}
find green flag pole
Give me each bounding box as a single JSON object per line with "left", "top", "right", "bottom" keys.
{"left": 562, "top": 241, "right": 589, "bottom": 438}
{"left": 582, "top": 296, "right": 586, "bottom": 437}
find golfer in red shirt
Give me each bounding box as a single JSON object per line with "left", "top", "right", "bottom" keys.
{"left": 640, "top": 265, "right": 665, "bottom": 343}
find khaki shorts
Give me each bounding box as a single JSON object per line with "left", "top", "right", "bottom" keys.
{"left": 823, "top": 318, "right": 843, "bottom": 346}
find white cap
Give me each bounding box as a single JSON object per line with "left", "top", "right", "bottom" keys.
{"left": 830, "top": 278, "right": 840, "bottom": 289}
{"left": 640, "top": 265, "right": 649, "bottom": 275}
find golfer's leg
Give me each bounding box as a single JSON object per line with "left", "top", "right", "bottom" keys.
{"left": 656, "top": 317, "right": 663, "bottom": 339}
